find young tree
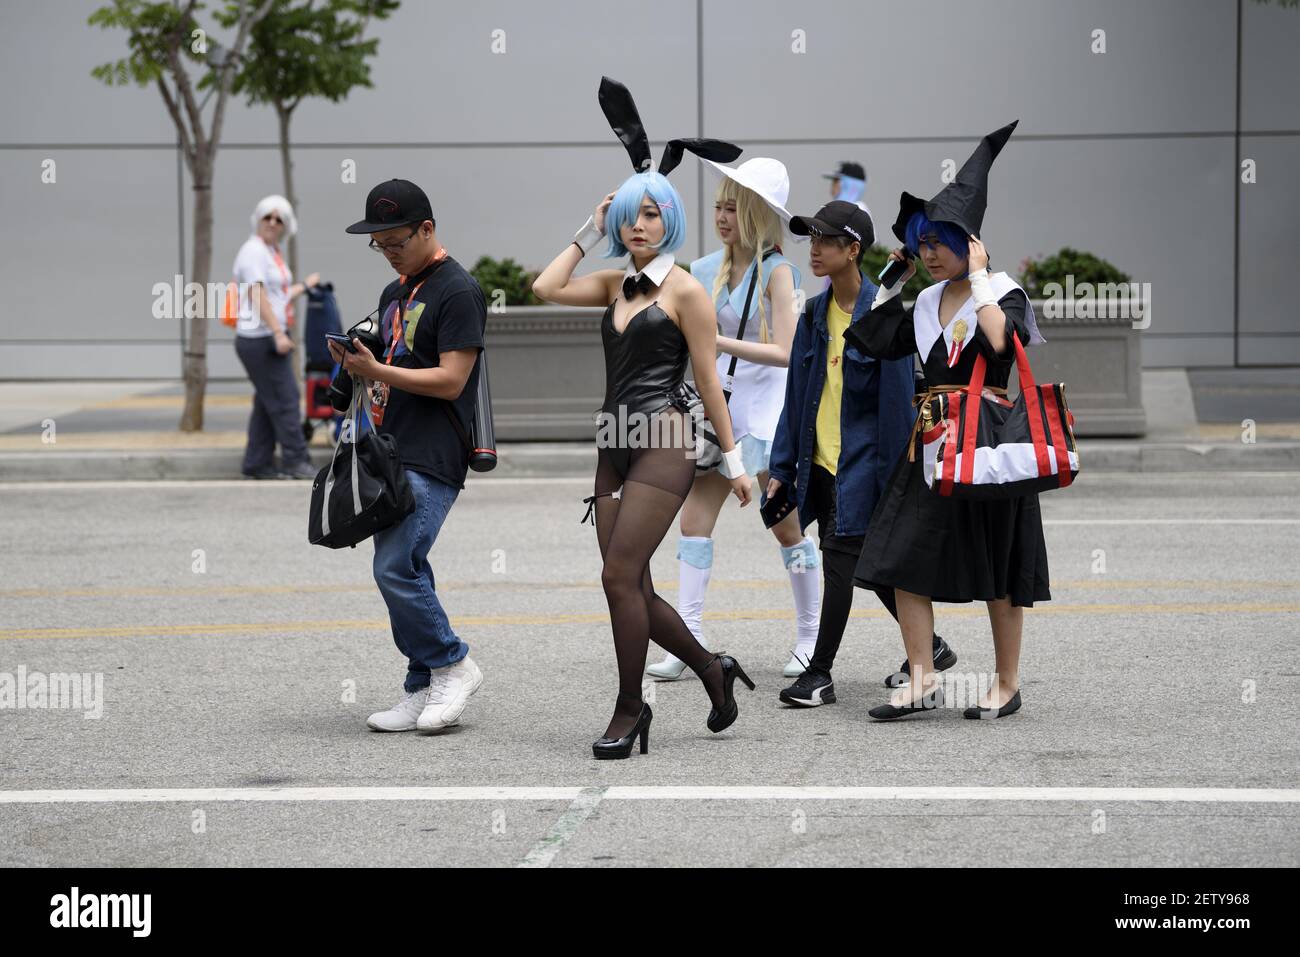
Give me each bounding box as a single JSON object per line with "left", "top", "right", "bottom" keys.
{"left": 91, "top": 0, "right": 275, "bottom": 431}
{"left": 218, "top": 0, "right": 398, "bottom": 285}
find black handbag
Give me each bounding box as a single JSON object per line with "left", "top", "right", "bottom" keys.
{"left": 308, "top": 380, "right": 415, "bottom": 549}
{"left": 689, "top": 249, "right": 776, "bottom": 472}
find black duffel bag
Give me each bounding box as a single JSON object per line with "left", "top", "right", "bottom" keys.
{"left": 309, "top": 377, "right": 414, "bottom": 549}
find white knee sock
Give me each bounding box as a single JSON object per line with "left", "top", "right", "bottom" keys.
{"left": 782, "top": 536, "right": 821, "bottom": 657}
{"left": 666, "top": 536, "right": 713, "bottom": 664}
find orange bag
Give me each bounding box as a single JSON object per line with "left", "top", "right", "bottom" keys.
{"left": 219, "top": 282, "right": 238, "bottom": 328}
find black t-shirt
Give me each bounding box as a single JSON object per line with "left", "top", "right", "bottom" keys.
{"left": 375, "top": 256, "right": 486, "bottom": 489}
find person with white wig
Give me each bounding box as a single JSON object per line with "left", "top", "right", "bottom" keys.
{"left": 232, "top": 194, "right": 320, "bottom": 479}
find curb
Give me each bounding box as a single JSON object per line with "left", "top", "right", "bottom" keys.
{"left": 1, "top": 441, "right": 1298, "bottom": 482}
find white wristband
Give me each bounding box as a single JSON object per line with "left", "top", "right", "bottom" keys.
{"left": 968, "top": 268, "right": 997, "bottom": 310}
{"left": 718, "top": 447, "right": 746, "bottom": 480}
{"left": 573, "top": 215, "right": 604, "bottom": 256}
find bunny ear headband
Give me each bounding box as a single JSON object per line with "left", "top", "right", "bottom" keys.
{"left": 597, "top": 76, "right": 742, "bottom": 176}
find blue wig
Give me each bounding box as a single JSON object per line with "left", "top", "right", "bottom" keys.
{"left": 904, "top": 211, "right": 970, "bottom": 261}
{"left": 603, "top": 171, "right": 686, "bottom": 258}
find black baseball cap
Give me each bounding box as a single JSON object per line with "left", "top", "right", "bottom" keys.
{"left": 789, "top": 200, "right": 874, "bottom": 246}
{"left": 345, "top": 179, "right": 434, "bottom": 234}
{"left": 821, "top": 161, "right": 866, "bottom": 181}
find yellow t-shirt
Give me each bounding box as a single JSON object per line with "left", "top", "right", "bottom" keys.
{"left": 813, "top": 294, "right": 853, "bottom": 475}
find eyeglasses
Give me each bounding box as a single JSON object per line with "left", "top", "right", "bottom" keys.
{"left": 369, "top": 225, "right": 420, "bottom": 254}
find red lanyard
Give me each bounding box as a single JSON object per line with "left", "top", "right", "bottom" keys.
{"left": 267, "top": 243, "right": 294, "bottom": 326}
{"left": 385, "top": 248, "right": 447, "bottom": 365}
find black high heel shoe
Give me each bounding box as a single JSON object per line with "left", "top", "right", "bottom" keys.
{"left": 702, "top": 654, "right": 755, "bottom": 734}
{"left": 592, "top": 702, "right": 652, "bottom": 759}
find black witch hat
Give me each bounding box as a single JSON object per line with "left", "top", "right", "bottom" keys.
{"left": 891, "top": 120, "right": 1018, "bottom": 243}
{"left": 598, "top": 76, "right": 742, "bottom": 176}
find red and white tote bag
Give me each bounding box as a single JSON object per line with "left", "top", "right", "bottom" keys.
{"left": 922, "top": 335, "right": 1079, "bottom": 500}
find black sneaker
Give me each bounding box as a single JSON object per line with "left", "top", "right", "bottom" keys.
{"left": 779, "top": 669, "right": 836, "bottom": 707}
{"left": 883, "top": 635, "right": 957, "bottom": 688}
{"left": 280, "top": 460, "right": 319, "bottom": 480}
{"left": 242, "top": 466, "right": 283, "bottom": 480}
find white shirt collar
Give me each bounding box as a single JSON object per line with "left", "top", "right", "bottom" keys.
{"left": 624, "top": 252, "right": 675, "bottom": 287}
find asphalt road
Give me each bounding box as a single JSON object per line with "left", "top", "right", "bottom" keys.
{"left": 0, "top": 472, "right": 1297, "bottom": 867}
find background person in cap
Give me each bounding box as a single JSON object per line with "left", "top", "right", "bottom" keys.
{"left": 645, "top": 156, "right": 823, "bottom": 683}
{"left": 768, "top": 200, "right": 954, "bottom": 709}
{"left": 232, "top": 194, "right": 321, "bottom": 479}
{"left": 329, "top": 178, "right": 486, "bottom": 734}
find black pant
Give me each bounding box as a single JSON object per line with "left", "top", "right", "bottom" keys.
{"left": 805, "top": 465, "right": 899, "bottom": 676}
{"left": 235, "top": 335, "right": 309, "bottom": 473}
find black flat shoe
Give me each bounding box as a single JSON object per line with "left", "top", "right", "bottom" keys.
{"left": 868, "top": 687, "right": 945, "bottom": 721}
{"left": 592, "top": 703, "right": 652, "bottom": 759}
{"left": 702, "top": 654, "right": 755, "bottom": 733}
{"left": 884, "top": 635, "right": 957, "bottom": 688}
{"left": 963, "top": 690, "right": 1022, "bottom": 720}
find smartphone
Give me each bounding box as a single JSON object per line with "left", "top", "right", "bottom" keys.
{"left": 325, "top": 332, "right": 356, "bottom": 353}
{"left": 878, "top": 251, "right": 913, "bottom": 289}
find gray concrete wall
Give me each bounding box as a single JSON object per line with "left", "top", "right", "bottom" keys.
{"left": 1, "top": 0, "right": 1296, "bottom": 380}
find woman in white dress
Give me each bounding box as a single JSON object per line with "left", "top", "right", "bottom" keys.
{"left": 646, "top": 158, "right": 821, "bottom": 681}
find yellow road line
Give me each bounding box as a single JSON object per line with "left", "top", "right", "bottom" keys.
{"left": 3, "top": 602, "right": 1299, "bottom": 641}
{"left": 2, "top": 578, "right": 1297, "bottom": 601}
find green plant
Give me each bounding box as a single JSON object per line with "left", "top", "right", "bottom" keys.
{"left": 859, "top": 244, "right": 931, "bottom": 299}
{"left": 1018, "top": 247, "right": 1129, "bottom": 299}
{"left": 470, "top": 256, "right": 542, "bottom": 307}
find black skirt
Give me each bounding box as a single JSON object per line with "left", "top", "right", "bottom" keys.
{"left": 853, "top": 438, "right": 1052, "bottom": 607}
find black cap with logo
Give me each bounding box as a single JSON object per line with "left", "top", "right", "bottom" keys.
{"left": 345, "top": 179, "right": 435, "bottom": 234}
{"left": 789, "top": 200, "right": 874, "bottom": 247}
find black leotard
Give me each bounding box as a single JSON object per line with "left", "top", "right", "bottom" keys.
{"left": 599, "top": 301, "right": 693, "bottom": 420}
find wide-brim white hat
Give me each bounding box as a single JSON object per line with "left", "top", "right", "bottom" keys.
{"left": 699, "top": 156, "right": 797, "bottom": 231}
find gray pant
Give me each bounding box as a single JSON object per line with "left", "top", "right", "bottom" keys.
{"left": 235, "top": 335, "right": 309, "bottom": 473}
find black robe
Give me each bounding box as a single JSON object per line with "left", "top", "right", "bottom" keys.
{"left": 843, "top": 280, "right": 1051, "bottom": 606}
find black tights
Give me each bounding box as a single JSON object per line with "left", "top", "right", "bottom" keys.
{"left": 808, "top": 547, "right": 900, "bottom": 676}
{"left": 590, "top": 416, "right": 725, "bottom": 739}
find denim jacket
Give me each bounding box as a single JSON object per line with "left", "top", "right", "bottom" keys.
{"left": 766, "top": 273, "right": 916, "bottom": 539}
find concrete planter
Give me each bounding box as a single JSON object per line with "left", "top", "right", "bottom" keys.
{"left": 484, "top": 300, "right": 1145, "bottom": 441}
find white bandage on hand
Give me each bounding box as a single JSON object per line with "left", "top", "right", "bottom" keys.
{"left": 872, "top": 280, "right": 904, "bottom": 308}
{"left": 573, "top": 215, "right": 604, "bottom": 256}
{"left": 718, "top": 447, "right": 746, "bottom": 480}
{"left": 968, "top": 268, "right": 997, "bottom": 311}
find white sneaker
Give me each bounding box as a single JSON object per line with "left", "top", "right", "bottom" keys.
{"left": 784, "top": 648, "right": 815, "bottom": 678}
{"left": 646, "top": 655, "right": 689, "bottom": 681}
{"left": 416, "top": 656, "right": 484, "bottom": 732}
{"left": 366, "top": 689, "right": 427, "bottom": 732}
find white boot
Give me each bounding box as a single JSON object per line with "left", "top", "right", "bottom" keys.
{"left": 647, "top": 536, "right": 712, "bottom": 680}
{"left": 782, "top": 537, "right": 821, "bottom": 677}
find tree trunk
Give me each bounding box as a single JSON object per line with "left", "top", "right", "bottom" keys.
{"left": 277, "top": 103, "right": 303, "bottom": 384}
{"left": 179, "top": 154, "right": 215, "bottom": 432}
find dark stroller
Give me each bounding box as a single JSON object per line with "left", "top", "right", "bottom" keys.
{"left": 302, "top": 282, "right": 344, "bottom": 443}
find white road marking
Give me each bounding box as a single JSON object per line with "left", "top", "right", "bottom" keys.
{"left": 518, "top": 786, "right": 608, "bottom": 868}
{"left": 0, "top": 786, "right": 1296, "bottom": 805}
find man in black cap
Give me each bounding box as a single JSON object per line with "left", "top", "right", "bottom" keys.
{"left": 766, "top": 201, "right": 954, "bottom": 708}
{"left": 329, "top": 179, "right": 486, "bottom": 734}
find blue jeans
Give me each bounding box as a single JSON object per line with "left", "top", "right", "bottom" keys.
{"left": 372, "top": 469, "right": 468, "bottom": 691}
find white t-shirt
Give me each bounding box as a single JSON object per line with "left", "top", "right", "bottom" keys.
{"left": 232, "top": 236, "right": 292, "bottom": 338}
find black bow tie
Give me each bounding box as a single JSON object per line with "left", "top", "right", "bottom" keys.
{"left": 622, "top": 273, "right": 655, "bottom": 300}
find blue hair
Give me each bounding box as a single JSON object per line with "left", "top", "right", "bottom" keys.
{"left": 904, "top": 211, "right": 970, "bottom": 260}
{"left": 603, "top": 171, "right": 686, "bottom": 258}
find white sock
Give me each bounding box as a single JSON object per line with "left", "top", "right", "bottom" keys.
{"left": 782, "top": 536, "right": 821, "bottom": 657}
{"left": 665, "top": 537, "right": 713, "bottom": 665}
